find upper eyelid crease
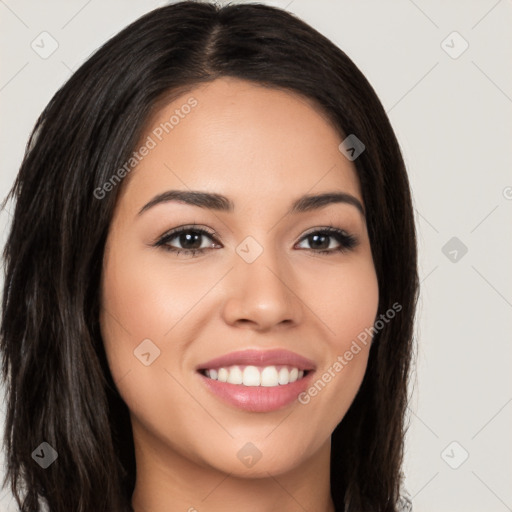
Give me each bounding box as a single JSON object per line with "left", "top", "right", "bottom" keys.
{"left": 137, "top": 190, "right": 365, "bottom": 218}
{"left": 155, "top": 224, "right": 352, "bottom": 241}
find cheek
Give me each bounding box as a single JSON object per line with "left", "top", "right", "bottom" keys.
{"left": 99, "top": 247, "right": 197, "bottom": 442}
{"left": 295, "top": 255, "right": 378, "bottom": 420}
{"left": 99, "top": 235, "right": 219, "bottom": 415}
{"left": 100, "top": 238, "right": 202, "bottom": 354}
{"left": 298, "top": 253, "right": 379, "bottom": 348}
{"left": 99, "top": 237, "right": 174, "bottom": 388}
{"left": 333, "top": 264, "right": 379, "bottom": 351}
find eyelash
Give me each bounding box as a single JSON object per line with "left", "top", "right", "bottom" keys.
{"left": 153, "top": 224, "right": 358, "bottom": 257}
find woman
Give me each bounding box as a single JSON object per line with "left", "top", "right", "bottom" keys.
{"left": 0, "top": 2, "right": 418, "bottom": 511}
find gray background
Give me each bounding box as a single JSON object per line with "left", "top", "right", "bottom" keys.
{"left": 1, "top": 1, "right": 511, "bottom": 510}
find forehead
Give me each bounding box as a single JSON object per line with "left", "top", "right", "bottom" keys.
{"left": 118, "top": 77, "right": 362, "bottom": 214}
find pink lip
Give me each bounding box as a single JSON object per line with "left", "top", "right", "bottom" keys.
{"left": 198, "top": 371, "right": 315, "bottom": 412}
{"left": 196, "top": 348, "right": 316, "bottom": 371}
{"left": 195, "top": 349, "right": 317, "bottom": 413}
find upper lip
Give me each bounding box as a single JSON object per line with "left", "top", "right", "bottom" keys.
{"left": 196, "top": 349, "right": 317, "bottom": 371}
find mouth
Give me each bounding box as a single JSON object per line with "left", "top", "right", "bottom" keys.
{"left": 195, "top": 349, "right": 316, "bottom": 412}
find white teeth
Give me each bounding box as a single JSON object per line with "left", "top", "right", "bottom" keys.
{"left": 243, "top": 366, "right": 261, "bottom": 386}
{"left": 204, "top": 364, "right": 307, "bottom": 387}
{"left": 226, "top": 365, "right": 243, "bottom": 384}
{"left": 260, "top": 366, "right": 279, "bottom": 387}
{"left": 278, "top": 367, "right": 289, "bottom": 385}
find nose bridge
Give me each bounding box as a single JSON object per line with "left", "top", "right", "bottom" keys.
{"left": 222, "top": 233, "right": 301, "bottom": 328}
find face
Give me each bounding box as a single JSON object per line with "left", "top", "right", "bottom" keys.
{"left": 100, "top": 77, "right": 379, "bottom": 478}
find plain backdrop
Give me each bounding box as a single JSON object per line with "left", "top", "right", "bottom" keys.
{"left": 1, "top": 1, "right": 511, "bottom": 511}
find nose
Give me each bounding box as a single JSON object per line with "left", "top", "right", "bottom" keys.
{"left": 221, "top": 242, "right": 303, "bottom": 331}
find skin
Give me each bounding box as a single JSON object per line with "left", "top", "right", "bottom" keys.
{"left": 100, "top": 77, "right": 379, "bottom": 512}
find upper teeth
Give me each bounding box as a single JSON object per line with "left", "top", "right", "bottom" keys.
{"left": 205, "top": 365, "right": 305, "bottom": 387}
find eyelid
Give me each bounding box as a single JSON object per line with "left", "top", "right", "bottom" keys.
{"left": 152, "top": 224, "right": 220, "bottom": 246}
{"left": 153, "top": 225, "right": 348, "bottom": 246}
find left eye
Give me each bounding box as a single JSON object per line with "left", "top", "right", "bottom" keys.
{"left": 295, "top": 228, "right": 357, "bottom": 253}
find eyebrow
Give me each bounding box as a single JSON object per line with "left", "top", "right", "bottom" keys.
{"left": 137, "top": 189, "right": 365, "bottom": 217}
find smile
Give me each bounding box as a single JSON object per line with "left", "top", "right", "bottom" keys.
{"left": 196, "top": 348, "right": 316, "bottom": 412}
{"left": 200, "top": 364, "right": 307, "bottom": 387}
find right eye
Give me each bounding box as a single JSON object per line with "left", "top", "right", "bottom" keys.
{"left": 154, "top": 225, "right": 221, "bottom": 257}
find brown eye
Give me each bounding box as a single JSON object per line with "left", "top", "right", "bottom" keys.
{"left": 154, "top": 226, "right": 220, "bottom": 256}
{"left": 296, "top": 228, "right": 358, "bottom": 254}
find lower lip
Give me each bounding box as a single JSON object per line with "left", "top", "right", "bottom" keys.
{"left": 198, "top": 371, "right": 315, "bottom": 412}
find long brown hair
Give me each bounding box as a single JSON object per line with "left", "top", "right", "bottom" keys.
{"left": 1, "top": 2, "right": 418, "bottom": 510}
